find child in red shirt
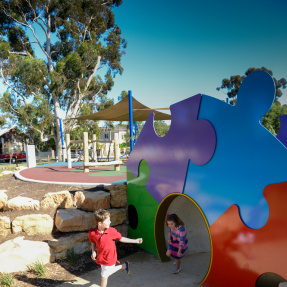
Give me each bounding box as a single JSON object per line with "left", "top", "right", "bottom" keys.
{"left": 89, "top": 209, "right": 143, "bottom": 287}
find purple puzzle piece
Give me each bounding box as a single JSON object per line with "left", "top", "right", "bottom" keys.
{"left": 276, "top": 114, "right": 287, "bottom": 148}
{"left": 126, "top": 94, "right": 216, "bottom": 203}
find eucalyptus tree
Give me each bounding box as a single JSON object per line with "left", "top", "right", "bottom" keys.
{"left": 217, "top": 67, "right": 287, "bottom": 134}
{"left": 262, "top": 102, "right": 287, "bottom": 135}
{"left": 217, "top": 67, "right": 287, "bottom": 105}
{"left": 0, "top": 0, "right": 126, "bottom": 158}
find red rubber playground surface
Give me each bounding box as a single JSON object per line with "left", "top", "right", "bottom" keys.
{"left": 16, "top": 162, "right": 127, "bottom": 187}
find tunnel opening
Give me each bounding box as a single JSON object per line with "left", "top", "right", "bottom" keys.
{"left": 255, "top": 272, "right": 286, "bottom": 287}
{"left": 155, "top": 193, "right": 212, "bottom": 284}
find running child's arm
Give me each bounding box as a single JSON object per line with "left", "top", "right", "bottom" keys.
{"left": 120, "top": 237, "right": 143, "bottom": 244}
{"left": 178, "top": 227, "right": 186, "bottom": 257}
{"left": 168, "top": 231, "right": 171, "bottom": 243}
{"left": 178, "top": 246, "right": 183, "bottom": 257}
{"left": 91, "top": 242, "right": 97, "bottom": 260}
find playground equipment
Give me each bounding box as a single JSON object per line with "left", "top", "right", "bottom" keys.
{"left": 126, "top": 71, "right": 287, "bottom": 287}
{"left": 65, "top": 132, "right": 122, "bottom": 172}
{"left": 74, "top": 94, "right": 171, "bottom": 152}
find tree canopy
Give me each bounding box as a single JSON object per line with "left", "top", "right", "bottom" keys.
{"left": 0, "top": 0, "right": 126, "bottom": 158}
{"left": 262, "top": 102, "right": 287, "bottom": 135}
{"left": 217, "top": 67, "right": 287, "bottom": 134}
{"left": 217, "top": 67, "right": 287, "bottom": 105}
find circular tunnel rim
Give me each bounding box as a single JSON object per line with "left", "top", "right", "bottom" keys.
{"left": 154, "top": 192, "right": 213, "bottom": 285}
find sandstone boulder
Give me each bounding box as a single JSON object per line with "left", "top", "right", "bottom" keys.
{"left": 74, "top": 190, "right": 110, "bottom": 211}
{"left": 48, "top": 232, "right": 90, "bottom": 260}
{"left": 0, "top": 216, "right": 11, "bottom": 237}
{"left": 0, "top": 190, "right": 7, "bottom": 209}
{"left": 1, "top": 170, "right": 14, "bottom": 175}
{"left": 109, "top": 208, "right": 127, "bottom": 226}
{"left": 0, "top": 237, "right": 53, "bottom": 273}
{"left": 109, "top": 187, "right": 127, "bottom": 208}
{"left": 114, "top": 224, "right": 128, "bottom": 237}
{"left": 105, "top": 184, "right": 126, "bottom": 191}
{"left": 55, "top": 208, "right": 95, "bottom": 232}
{"left": 41, "top": 190, "right": 74, "bottom": 209}
{"left": 12, "top": 214, "right": 53, "bottom": 235}
{"left": 14, "top": 166, "right": 28, "bottom": 171}
{"left": 4, "top": 196, "right": 40, "bottom": 211}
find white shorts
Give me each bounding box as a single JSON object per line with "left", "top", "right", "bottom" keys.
{"left": 101, "top": 264, "right": 116, "bottom": 278}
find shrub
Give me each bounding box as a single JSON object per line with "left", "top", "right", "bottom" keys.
{"left": 67, "top": 248, "right": 78, "bottom": 266}
{"left": 0, "top": 273, "right": 14, "bottom": 287}
{"left": 27, "top": 261, "right": 45, "bottom": 277}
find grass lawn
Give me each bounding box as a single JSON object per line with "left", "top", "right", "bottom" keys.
{"left": 0, "top": 158, "right": 55, "bottom": 173}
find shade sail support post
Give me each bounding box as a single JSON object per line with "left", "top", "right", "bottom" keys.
{"left": 128, "top": 90, "right": 134, "bottom": 151}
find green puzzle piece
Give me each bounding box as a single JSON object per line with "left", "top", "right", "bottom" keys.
{"left": 127, "top": 160, "right": 159, "bottom": 257}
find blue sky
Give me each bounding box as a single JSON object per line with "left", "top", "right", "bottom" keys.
{"left": 106, "top": 0, "right": 287, "bottom": 110}
{"left": 1, "top": 0, "right": 287, "bottom": 120}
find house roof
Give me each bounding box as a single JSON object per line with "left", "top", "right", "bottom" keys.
{"left": 72, "top": 96, "right": 171, "bottom": 122}
{"left": 0, "top": 126, "right": 16, "bottom": 137}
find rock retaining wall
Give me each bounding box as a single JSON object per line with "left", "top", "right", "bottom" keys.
{"left": 0, "top": 183, "right": 128, "bottom": 273}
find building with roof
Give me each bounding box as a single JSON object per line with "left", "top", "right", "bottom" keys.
{"left": 0, "top": 126, "right": 26, "bottom": 154}
{"left": 98, "top": 126, "right": 128, "bottom": 156}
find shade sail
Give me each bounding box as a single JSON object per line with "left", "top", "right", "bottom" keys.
{"left": 73, "top": 96, "right": 171, "bottom": 121}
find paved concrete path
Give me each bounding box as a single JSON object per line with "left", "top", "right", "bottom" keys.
{"left": 56, "top": 251, "right": 207, "bottom": 287}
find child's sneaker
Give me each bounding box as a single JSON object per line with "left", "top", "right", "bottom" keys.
{"left": 124, "top": 261, "right": 130, "bottom": 274}
{"left": 173, "top": 267, "right": 182, "bottom": 274}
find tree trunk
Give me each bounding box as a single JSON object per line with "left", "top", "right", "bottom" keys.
{"left": 55, "top": 119, "right": 62, "bottom": 161}
{"left": 47, "top": 12, "right": 63, "bottom": 160}
{"left": 53, "top": 95, "right": 63, "bottom": 161}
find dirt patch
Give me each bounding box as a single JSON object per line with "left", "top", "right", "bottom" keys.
{"left": 9, "top": 243, "right": 141, "bottom": 287}
{"left": 0, "top": 173, "right": 140, "bottom": 287}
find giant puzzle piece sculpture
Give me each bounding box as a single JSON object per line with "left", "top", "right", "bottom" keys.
{"left": 204, "top": 182, "right": 287, "bottom": 287}
{"left": 276, "top": 114, "right": 287, "bottom": 147}
{"left": 126, "top": 70, "right": 287, "bottom": 287}
{"left": 127, "top": 94, "right": 216, "bottom": 203}
{"left": 185, "top": 70, "right": 287, "bottom": 229}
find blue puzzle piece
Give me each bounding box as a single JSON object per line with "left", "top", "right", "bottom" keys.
{"left": 183, "top": 70, "right": 287, "bottom": 229}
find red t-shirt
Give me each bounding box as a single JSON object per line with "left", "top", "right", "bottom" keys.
{"left": 89, "top": 226, "right": 122, "bottom": 266}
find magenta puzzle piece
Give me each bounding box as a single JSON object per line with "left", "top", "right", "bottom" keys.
{"left": 126, "top": 94, "right": 216, "bottom": 203}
